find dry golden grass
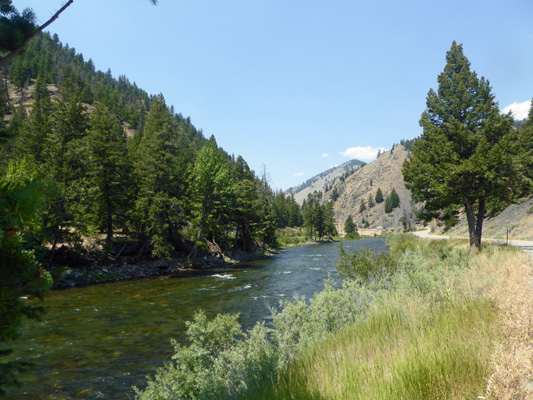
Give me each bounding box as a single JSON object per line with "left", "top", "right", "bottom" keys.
{"left": 486, "top": 251, "right": 533, "bottom": 399}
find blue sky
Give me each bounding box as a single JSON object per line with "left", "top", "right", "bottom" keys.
{"left": 16, "top": 0, "right": 533, "bottom": 190}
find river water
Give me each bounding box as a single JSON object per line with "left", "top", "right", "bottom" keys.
{"left": 8, "top": 238, "right": 386, "bottom": 399}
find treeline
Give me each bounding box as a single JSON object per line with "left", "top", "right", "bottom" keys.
{"left": 0, "top": 32, "right": 280, "bottom": 264}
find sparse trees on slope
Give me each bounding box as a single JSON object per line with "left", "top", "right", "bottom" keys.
{"left": 403, "top": 42, "right": 519, "bottom": 252}
{"left": 359, "top": 198, "right": 366, "bottom": 213}
{"left": 367, "top": 194, "right": 375, "bottom": 208}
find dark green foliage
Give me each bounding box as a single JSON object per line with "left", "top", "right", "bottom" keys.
{"left": 81, "top": 102, "right": 132, "bottom": 248}
{"left": 359, "top": 199, "right": 366, "bottom": 212}
{"left": 0, "top": 161, "right": 50, "bottom": 396}
{"left": 0, "top": 28, "right": 279, "bottom": 267}
{"left": 273, "top": 192, "right": 302, "bottom": 229}
{"left": 344, "top": 215, "right": 356, "bottom": 234}
{"left": 189, "top": 137, "right": 231, "bottom": 262}
{"left": 330, "top": 186, "right": 339, "bottom": 201}
{"left": 343, "top": 215, "right": 360, "bottom": 239}
{"left": 133, "top": 95, "right": 189, "bottom": 258}
{"left": 42, "top": 79, "right": 89, "bottom": 251}
{"left": 390, "top": 188, "right": 400, "bottom": 209}
{"left": 403, "top": 42, "right": 520, "bottom": 251}
{"left": 375, "top": 188, "right": 384, "bottom": 203}
{"left": 16, "top": 74, "right": 51, "bottom": 163}
{"left": 302, "top": 192, "right": 336, "bottom": 240}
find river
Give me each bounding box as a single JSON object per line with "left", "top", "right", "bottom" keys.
{"left": 7, "top": 238, "right": 387, "bottom": 399}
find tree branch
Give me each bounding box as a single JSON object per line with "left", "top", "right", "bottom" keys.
{"left": 0, "top": 0, "right": 74, "bottom": 69}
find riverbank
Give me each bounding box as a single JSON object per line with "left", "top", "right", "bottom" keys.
{"left": 52, "top": 247, "right": 277, "bottom": 289}
{"left": 134, "top": 234, "right": 533, "bottom": 400}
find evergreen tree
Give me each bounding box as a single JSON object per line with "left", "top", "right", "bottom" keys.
{"left": 384, "top": 194, "right": 393, "bottom": 214}
{"left": 16, "top": 74, "right": 51, "bottom": 163}
{"left": 330, "top": 186, "right": 339, "bottom": 201}
{"left": 82, "top": 103, "right": 132, "bottom": 248}
{"left": 390, "top": 188, "right": 400, "bottom": 209}
{"left": 287, "top": 195, "right": 303, "bottom": 227}
{"left": 375, "top": 188, "right": 384, "bottom": 203}
{"left": 189, "top": 137, "right": 231, "bottom": 263}
{"left": 133, "top": 95, "right": 189, "bottom": 258}
{"left": 367, "top": 194, "right": 375, "bottom": 208}
{"left": 230, "top": 156, "right": 257, "bottom": 251}
{"left": 43, "top": 79, "right": 88, "bottom": 255}
{"left": 359, "top": 198, "right": 366, "bottom": 212}
{"left": 323, "top": 201, "right": 337, "bottom": 238}
{"left": 344, "top": 215, "right": 356, "bottom": 234}
{"left": 403, "top": 42, "right": 519, "bottom": 251}
{"left": 0, "top": 160, "right": 49, "bottom": 396}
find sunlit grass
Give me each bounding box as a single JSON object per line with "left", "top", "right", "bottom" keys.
{"left": 251, "top": 242, "right": 522, "bottom": 400}
{"left": 253, "top": 299, "right": 498, "bottom": 400}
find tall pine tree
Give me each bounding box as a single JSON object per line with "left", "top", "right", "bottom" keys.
{"left": 403, "top": 42, "right": 519, "bottom": 251}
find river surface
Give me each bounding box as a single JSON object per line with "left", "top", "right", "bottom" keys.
{"left": 8, "top": 238, "right": 386, "bottom": 399}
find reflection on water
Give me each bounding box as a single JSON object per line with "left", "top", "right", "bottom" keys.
{"left": 9, "top": 238, "right": 386, "bottom": 399}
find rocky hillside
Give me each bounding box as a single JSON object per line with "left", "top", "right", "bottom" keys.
{"left": 436, "top": 195, "right": 533, "bottom": 241}
{"left": 287, "top": 159, "right": 364, "bottom": 204}
{"left": 327, "top": 145, "right": 420, "bottom": 233}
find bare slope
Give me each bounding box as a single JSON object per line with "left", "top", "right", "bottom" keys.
{"left": 330, "top": 145, "right": 418, "bottom": 233}
{"left": 287, "top": 159, "right": 363, "bottom": 205}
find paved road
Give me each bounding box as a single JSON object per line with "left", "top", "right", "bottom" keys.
{"left": 412, "top": 229, "right": 533, "bottom": 258}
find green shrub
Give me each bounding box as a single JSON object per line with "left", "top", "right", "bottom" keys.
{"left": 135, "top": 311, "right": 277, "bottom": 400}
{"left": 336, "top": 245, "right": 398, "bottom": 283}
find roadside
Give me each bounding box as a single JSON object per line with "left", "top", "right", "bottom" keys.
{"left": 413, "top": 229, "right": 533, "bottom": 258}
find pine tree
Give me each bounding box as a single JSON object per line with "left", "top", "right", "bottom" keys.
{"left": 367, "top": 194, "right": 375, "bottom": 208}
{"left": 189, "top": 137, "right": 231, "bottom": 263}
{"left": 403, "top": 42, "right": 519, "bottom": 251}
{"left": 384, "top": 194, "right": 393, "bottom": 214}
{"left": 230, "top": 156, "right": 257, "bottom": 251}
{"left": 359, "top": 198, "right": 366, "bottom": 212}
{"left": 344, "top": 215, "right": 356, "bottom": 234}
{"left": 0, "top": 160, "right": 49, "bottom": 396}
{"left": 375, "top": 187, "right": 384, "bottom": 203}
{"left": 390, "top": 188, "right": 400, "bottom": 210}
{"left": 82, "top": 103, "right": 132, "bottom": 248}
{"left": 43, "top": 79, "right": 88, "bottom": 254}
{"left": 133, "top": 95, "right": 189, "bottom": 258}
{"left": 16, "top": 74, "right": 51, "bottom": 163}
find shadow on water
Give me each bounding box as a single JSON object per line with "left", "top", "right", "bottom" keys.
{"left": 7, "top": 238, "right": 386, "bottom": 399}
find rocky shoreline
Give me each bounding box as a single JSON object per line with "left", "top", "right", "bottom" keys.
{"left": 54, "top": 251, "right": 275, "bottom": 289}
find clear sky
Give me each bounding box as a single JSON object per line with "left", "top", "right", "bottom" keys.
{"left": 15, "top": 0, "right": 533, "bottom": 190}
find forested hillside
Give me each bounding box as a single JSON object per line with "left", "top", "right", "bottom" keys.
{"left": 1, "top": 32, "right": 279, "bottom": 267}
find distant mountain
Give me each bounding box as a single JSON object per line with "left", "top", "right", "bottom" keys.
{"left": 286, "top": 159, "right": 365, "bottom": 205}
{"left": 329, "top": 145, "right": 420, "bottom": 233}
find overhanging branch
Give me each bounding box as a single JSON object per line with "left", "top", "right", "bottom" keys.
{"left": 0, "top": 0, "right": 74, "bottom": 69}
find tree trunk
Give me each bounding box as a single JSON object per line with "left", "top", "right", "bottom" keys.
{"left": 190, "top": 195, "right": 209, "bottom": 265}
{"left": 105, "top": 184, "right": 113, "bottom": 249}
{"left": 464, "top": 197, "right": 483, "bottom": 252}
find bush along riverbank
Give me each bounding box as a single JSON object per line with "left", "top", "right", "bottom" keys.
{"left": 133, "top": 234, "right": 533, "bottom": 400}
